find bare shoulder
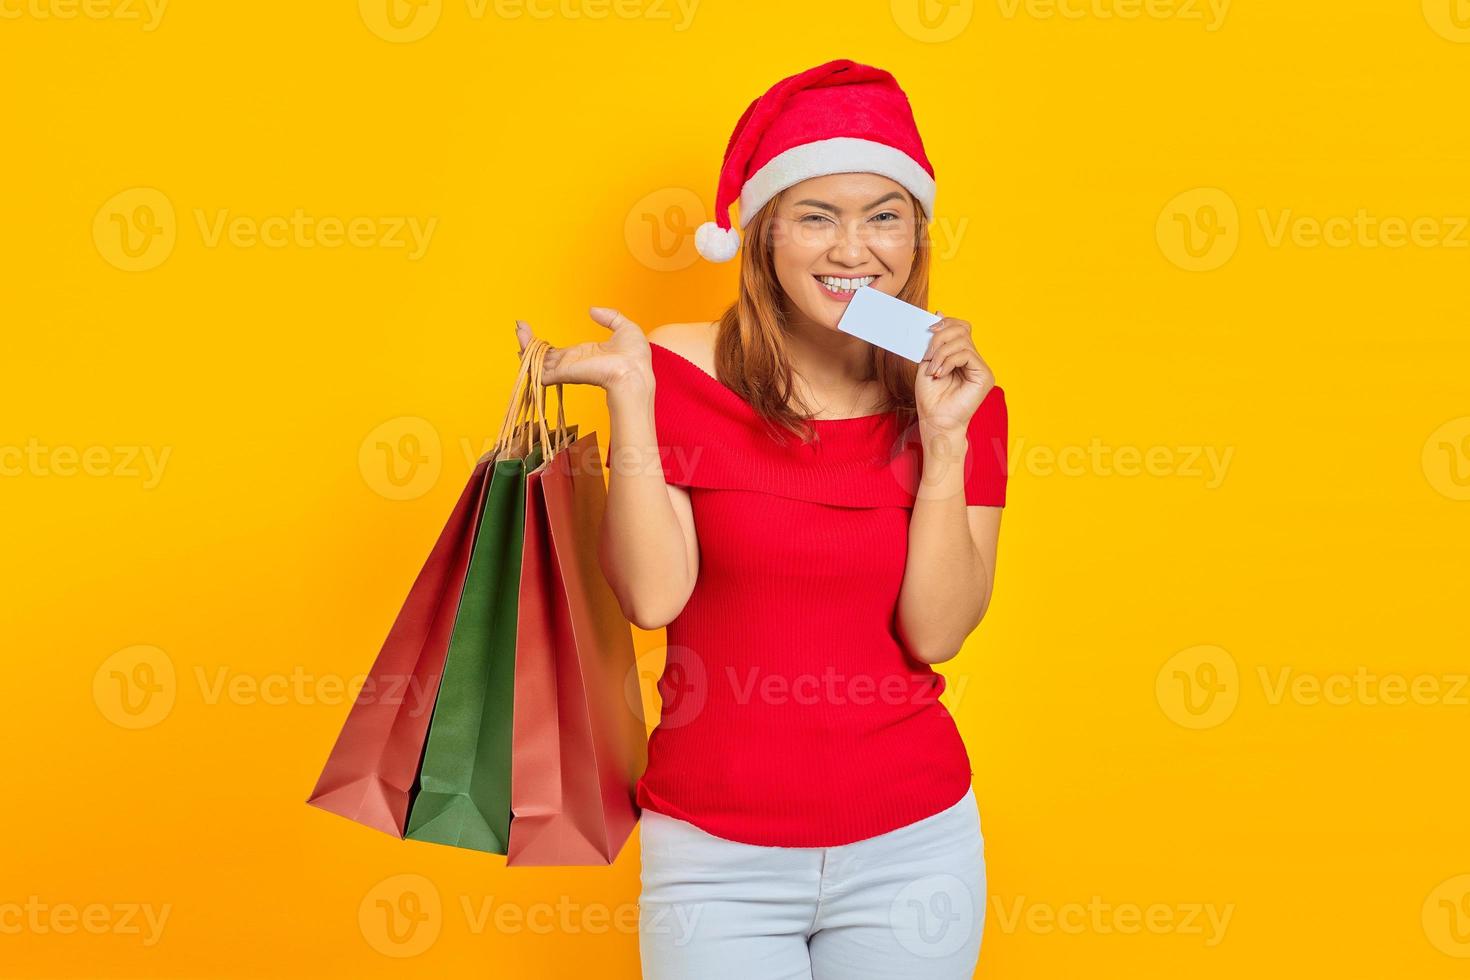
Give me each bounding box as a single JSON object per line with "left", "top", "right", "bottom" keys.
{"left": 646, "top": 321, "right": 718, "bottom": 377}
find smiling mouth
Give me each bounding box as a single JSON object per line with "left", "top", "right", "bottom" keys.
{"left": 813, "top": 274, "right": 877, "bottom": 299}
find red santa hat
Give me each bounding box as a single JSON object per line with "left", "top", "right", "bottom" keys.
{"left": 694, "top": 59, "right": 937, "bottom": 263}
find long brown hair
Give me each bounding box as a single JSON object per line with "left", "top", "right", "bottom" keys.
{"left": 710, "top": 189, "right": 932, "bottom": 446}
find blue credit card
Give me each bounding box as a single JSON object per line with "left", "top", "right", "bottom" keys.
{"left": 835, "top": 285, "right": 941, "bottom": 363}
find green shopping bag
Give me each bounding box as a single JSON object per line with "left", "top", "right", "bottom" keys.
{"left": 404, "top": 340, "right": 571, "bottom": 853}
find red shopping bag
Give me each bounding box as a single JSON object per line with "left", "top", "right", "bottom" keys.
{"left": 306, "top": 456, "right": 492, "bottom": 836}
{"left": 506, "top": 342, "right": 647, "bottom": 866}
{"left": 308, "top": 349, "right": 543, "bottom": 837}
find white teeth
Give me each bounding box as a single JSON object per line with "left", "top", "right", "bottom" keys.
{"left": 817, "top": 275, "right": 875, "bottom": 292}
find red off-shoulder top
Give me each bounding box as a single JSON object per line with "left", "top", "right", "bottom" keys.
{"left": 605, "top": 339, "right": 1008, "bottom": 847}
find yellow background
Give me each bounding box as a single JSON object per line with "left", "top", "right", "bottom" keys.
{"left": 3, "top": 0, "right": 1468, "bottom": 976}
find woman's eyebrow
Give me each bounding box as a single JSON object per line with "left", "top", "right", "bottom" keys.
{"left": 791, "top": 191, "right": 905, "bottom": 214}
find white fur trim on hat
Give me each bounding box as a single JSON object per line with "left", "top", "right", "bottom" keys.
{"left": 737, "top": 137, "right": 937, "bottom": 227}
{"left": 695, "top": 221, "right": 742, "bottom": 262}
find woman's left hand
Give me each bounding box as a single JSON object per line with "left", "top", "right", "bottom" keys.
{"left": 914, "top": 314, "right": 996, "bottom": 435}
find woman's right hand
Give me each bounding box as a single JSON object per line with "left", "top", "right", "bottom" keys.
{"left": 514, "top": 306, "right": 653, "bottom": 392}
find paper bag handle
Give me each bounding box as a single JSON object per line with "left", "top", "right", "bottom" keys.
{"left": 493, "top": 338, "right": 543, "bottom": 457}
{"left": 493, "top": 335, "right": 572, "bottom": 460}
{"left": 527, "top": 342, "right": 572, "bottom": 456}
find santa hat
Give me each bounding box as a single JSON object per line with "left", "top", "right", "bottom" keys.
{"left": 694, "top": 59, "right": 937, "bottom": 263}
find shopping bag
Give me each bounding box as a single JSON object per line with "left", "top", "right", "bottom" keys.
{"left": 403, "top": 341, "right": 572, "bottom": 853}
{"left": 306, "top": 451, "right": 494, "bottom": 838}
{"left": 507, "top": 343, "right": 648, "bottom": 866}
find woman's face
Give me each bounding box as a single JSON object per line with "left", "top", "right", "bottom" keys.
{"left": 768, "top": 171, "right": 918, "bottom": 331}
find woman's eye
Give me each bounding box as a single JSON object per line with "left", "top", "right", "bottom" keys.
{"left": 801, "top": 214, "right": 830, "bottom": 223}
{"left": 872, "top": 212, "right": 899, "bottom": 223}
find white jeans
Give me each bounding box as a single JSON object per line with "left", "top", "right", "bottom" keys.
{"left": 638, "top": 788, "right": 985, "bottom": 979}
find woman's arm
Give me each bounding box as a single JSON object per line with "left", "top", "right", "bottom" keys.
{"left": 598, "top": 366, "right": 700, "bottom": 630}
{"left": 516, "top": 309, "right": 698, "bottom": 631}
{"left": 895, "top": 428, "right": 1002, "bottom": 665}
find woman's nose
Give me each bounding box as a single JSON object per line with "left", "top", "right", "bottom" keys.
{"left": 829, "top": 225, "right": 866, "bottom": 261}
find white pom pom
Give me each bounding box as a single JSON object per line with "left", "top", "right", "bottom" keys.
{"left": 695, "top": 221, "right": 741, "bottom": 263}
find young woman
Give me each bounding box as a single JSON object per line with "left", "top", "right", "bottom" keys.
{"left": 514, "top": 59, "right": 1007, "bottom": 980}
